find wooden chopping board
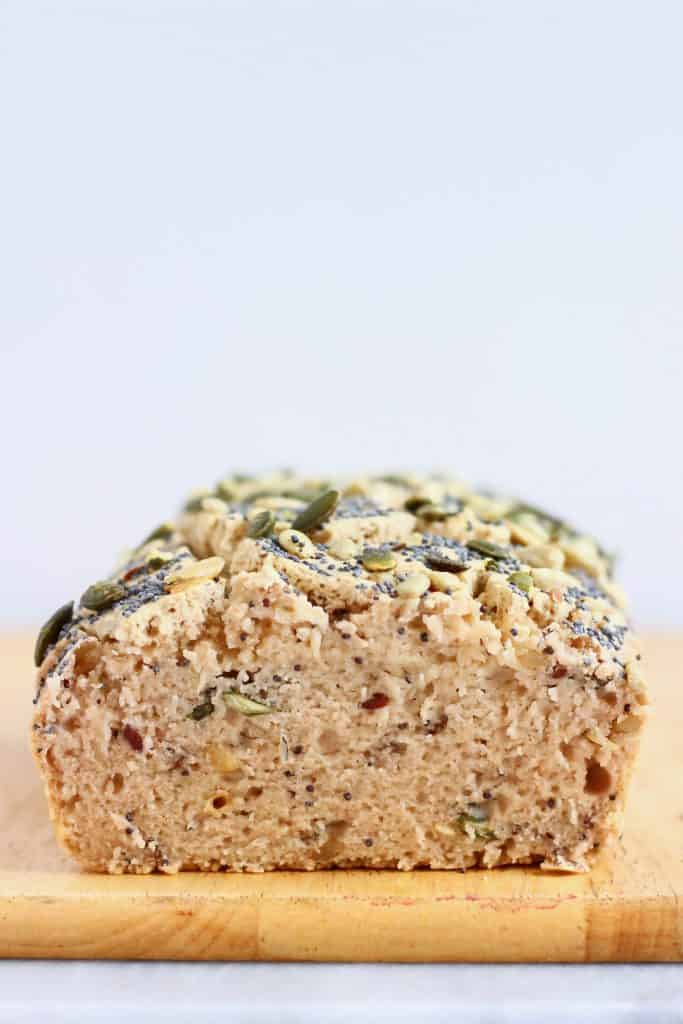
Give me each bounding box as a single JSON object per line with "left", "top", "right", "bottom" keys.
{"left": 1, "top": 632, "right": 681, "bottom": 962}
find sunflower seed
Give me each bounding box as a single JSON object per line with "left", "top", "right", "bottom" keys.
{"left": 80, "top": 581, "right": 127, "bottom": 612}
{"left": 328, "top": 537, "right": 359, "bottom": 560}
{"left": 164, "top": 561, "right": 224, "bottom": 594}
{"left": 427, "top": 570, "right": 456, "bottom": 593}
{"left": 278, "top": 529, "right": 317, "bottom": 558}
{"left": 292, "top": 489, "right": 339, "bottom": 533}
{"left": 396, "top": 573, "right": 430, "bottom": 598}
{"left": 34, "top": 602, "right": 74, "bottom": 666}
{"left": 223, "top": 690, "right": 275, "bottom": 716}
{"left": 201, "top": 496, "right": 228, "bottom": 515}
{"left": 166, "top": 556, "right": 225, "bottom": 588}
{"left": 529, "top": 568, "right": 574, "bottom": 592}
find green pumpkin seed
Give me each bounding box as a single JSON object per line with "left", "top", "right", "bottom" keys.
{"left": 183, "top": 495, "right": 205, "bottom": 514}
{"left": 466, "top": 539, "right": 510, "bottom": 561}
{"left": 280, "top": 489, "right": 316, "bottom": 503}
{"left": 456, "top": 813, "right": 496, "bottom": 841}
{"left": 223, "top": 690, "right": 275, "bottom": 716}
{"left": 247, "top": 509, "right": 276, "bottom": 539}
{"left": 34, "top": 601, "right": 74, "bottom": 667}
{"left": 188, "top": 701, "right": 215, "bottom": 721}
{"left": 80, "top": 580, "right": 127, "bottom": 612}
{"left": 292, "top": 489, "right": 339, "bottom": 534}
{"left": 141, "top": 522, "right": 174, "bottom": 545}
{"left": 362, "top": 547, "right": 397, "bottom": 572}
{"left": 145, "top": 549, "right": 175, "bottom": 570}
{"left": 377, "top": 474, "right": 412, "bottom": 487}
{"left": 424, "top": 550, "right": 468, "bottom": 573}
{"left": 416, "top": 504, "right": 451, "bottom": 521}
{"left": 214, "top": 480, "right": 235, "bottom": 502}
{"left": 404, "top": 496, "right": 431, "bottom": 513}
{"left": 509, "top": 571, "right": 533, "bottom": 594}
{"left": 456, "top": 805, "right": 495, "bottom": 841}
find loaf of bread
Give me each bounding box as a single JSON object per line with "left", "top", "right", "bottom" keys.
{"left": 31, "top": 473, "right": 647, "bottom": 873}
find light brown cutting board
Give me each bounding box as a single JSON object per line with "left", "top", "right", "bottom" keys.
{"left": 1, "top": 632, "right": 681, "bottom": 962}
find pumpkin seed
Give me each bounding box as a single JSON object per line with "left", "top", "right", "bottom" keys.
{"left": 183, "top": 495, "right": 205, "bottom": 514}
{"left": 456, "top": 805, "right": 495, "bottom": 840}
{"left": 517, "top": 543, "right": 565, "bottom": 570}
{"left": 404, "top": 495, "right": 431, "bottom": 513}
{"left": 279, "top": 489, "right": 316, "bottom": 503}
{"left": 145, "top": 549, "right": 175, "bottom": 570}
{"left": 424, "top": 550, "right": 468, "bottom": 573}
{"left": 377, "top": 474, "right": 412, "bottom": 487}
{"left": 278, "top": 529, "right": 317, "bottom": 558}
{"left": 508, "top": 571, "right": 533, "bottom": 594}
{"left": 362, "top": 547, "right": 397, "bottom": 572}
{"left": 34, "top": 601, "right": 74, "bottom": 666}
{"left": 396, "top": 573, "right": 430, "bottom": 598}
{"left": 141, "top": 522, "right": 174, "bottom": 545}
{"left": 80, "top": 580, "right": 126, "bottom": 612}
{"left": 466, "top": 539, "right": 509, "bottom": 560}
{"left": 214, "top": 480, "right": 235, "bottom": 502}
{"left": 247, "top": 509, "right": 276, "bottom": 539}
{"left": 456, "top": 813, "right": 496, "bottom": 841}
{"left": 188, "top": 701, "right": 215, "bottom": 721}
{"left": 416, "top": 504, "right": 452, "bottom": 522}
{"left": 223, "top": 690, "right": 275, "bottom": 716}
{"left": 292, "top": 489, "right": 339, "bottom": 534}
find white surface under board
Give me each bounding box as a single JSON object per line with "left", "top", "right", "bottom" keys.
{"left": 1, "top": 963, "right": 682, "bottom": 1024}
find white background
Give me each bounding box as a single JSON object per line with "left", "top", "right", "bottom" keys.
{"left": 2, "top": 0, "right": 682, "bottom": 630}
{"left": 1, "top": 6, "right": 682, "bottom": 1017}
